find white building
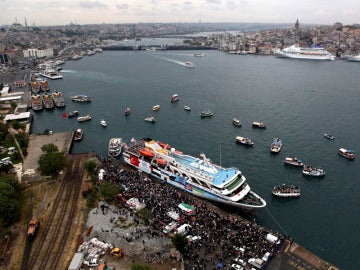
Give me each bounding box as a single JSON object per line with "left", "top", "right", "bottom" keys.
{"left": 23, "top": 48, "right": 54, "bottom": 58}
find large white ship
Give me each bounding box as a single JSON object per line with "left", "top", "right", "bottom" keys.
{"left": 123, "top": 138, "right": 266, "bottom": 210}
{"left": 275, "top": 45, "right": 335, "bottom": 61}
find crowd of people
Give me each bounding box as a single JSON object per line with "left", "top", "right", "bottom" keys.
{"left": 97, "top": 159, "right": 284, "bottom": 269}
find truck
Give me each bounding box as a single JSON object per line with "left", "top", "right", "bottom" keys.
{"left": 27, "top": 219, "right": 39, "bottom": 238}
{"left": 110, "top": 247, "right": 122, "bottom": 257}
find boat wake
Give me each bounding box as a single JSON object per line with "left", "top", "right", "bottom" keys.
{"left": 59, "top": 69, "right": 75, "bottom": 73}
{"left": 153, "top": 55, "right": 189, "bottom": 67}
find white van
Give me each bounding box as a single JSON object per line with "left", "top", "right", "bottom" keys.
{"left": 163, "top": 221, "right": 178, "bottom": 234}
{"left": 176, "top": 224, "right": 191, "bottom": 235}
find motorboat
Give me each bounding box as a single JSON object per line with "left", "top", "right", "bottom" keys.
{"left": 67, "top": 111, "right": 79, "bottom": 118}
{"left": 232, "top": 118, "right": 241, "bottom": 127}
{"left": 200, "top": 110, "right": 213, "bottom": 117}
{"left": 235, "top": 136, "right": 254, "bottom": 146}
{"left": 252, "top": 122, "right": 266, "bottom": 128}
{"left": 270, "top": 138, "right": 282, "bottom": 153}
{"left": 275, "top": 45, "right": 335, "bottom": 61}
{"left": 77, "top": 115, "right": 92, "bottom": 122}
{"left": 108, "top": 138, "right": 123, "bottom": 158}
{"left": 144, "top": 116, "right": 156, "bottom": 123}
{"left": 152, "top": 105, "right": 160, "bottom": 111}
{"left": 272, "top": 184, "right": 300, "bottom": 198}
{"left": 124, "top": 107, "right": 131, "bottom": 116}
{"left": 324, "top": 133, "right": 335, "bottom": 140}
{"left": 338, "top": 148, "right": 355, "bottom": 160}
{"left": 184, "top": 105, "right": 191, "bottom": 111}
{"left": 123, "top": 138, "right": 266, "bottom": 210}
{"left": 184, "top": 61, "right": 196, "bottom": 68}
{"left": 71, "top": 95, "right": 91, "bottom": 102}
{"left": 302, "top": 165, "right": 325, "bottom": 177}
{"left": 284, "top": 157, "right": 304, "bottom": 167}
{"left": 193, "top": 53, "right": 205, "bottom": 57}
{"left": 171, "top": 94, "right": 180, "bottom": 103}
{"left": 73, "top": 129, "right": 83, "bottom": 142}
{"left": 100, "top": 119, "right": 107, "bottom": 127}
{"left": 347, "top": 54, "right": 360, "bottom": 62}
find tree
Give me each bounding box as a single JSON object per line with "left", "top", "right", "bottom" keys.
{"left": 0, "top": 176, "right": 23, "bottom": 226}
{"left": 99, "top": 182, "right": 119, "bottom": 203}
{"left": 84, "top": 158, "right": 99, "bottom": 176}
{"left": 38, "top": 144, "right": 65, "bottom": 178}
{"left": 172, "top": 233, "right": 188, "bottom": 254}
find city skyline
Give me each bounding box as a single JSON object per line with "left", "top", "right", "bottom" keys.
{"left": 1, "top": 0, "right": 359, "bottom": 27}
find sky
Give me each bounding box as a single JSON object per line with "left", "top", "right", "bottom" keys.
{"left": 1, "top": 0, "right": 359, "bottom": 26}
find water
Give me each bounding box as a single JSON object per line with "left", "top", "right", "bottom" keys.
{"left": 32, "top": 50, "right": 360, "bottom": 269}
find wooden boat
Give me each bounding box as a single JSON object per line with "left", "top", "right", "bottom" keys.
{"left": 284, "top": 157, "right": 304, "bottom": 167}
{"left": 171, "top": 94, "right": 180, "bottom": 103}
{"left": 252, "top": 122, "right": 266, "bottom": 128}
{"left": 232, "top": 118, "right": 241, "bottom": 127}
{"left": 73, "top": 129, "right": 83, "bottom": 141}
{"left": 272, "top": 184, "right": 300, "bottom": 198}
{"left": 77, "top": 115, "right": 92, "bottom": 122}
{"left": 302, "top": 165, "right": 325, "bottom": 177}
{"left": 235, "top": 136, "right": 254, "bottom": 146}
{"left": 338, "top": 148, "right": 355, "bottom": 160}
{"left": 324, "top": 133, "right": 335, "bottom": 140}
{"left": 152, "top": 105, "right": 160, "bottom": 111}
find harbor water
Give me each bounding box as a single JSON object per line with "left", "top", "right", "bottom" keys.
{"left": 31, "top": 50, "right": 360, "bottom": 269}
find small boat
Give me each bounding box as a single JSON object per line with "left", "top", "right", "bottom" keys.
{"left": 193, "top": 53, "right": 205, "bottom": 57}
{"left": 232, "top": 118, "right": 241, "bottom": 127}
{"left": 270, "top": 138, "right": 282, "bottom": 153}
{"left": 77, "top": 115, "right": 92, "bottom": 122}
{"left": 171, "top": 94, "right": 180, "bottom": 103}
{"left": 184, "top": 105, "right": 191, "bottom": 111}
{"left": 338, "top": 148, "right": 355, "bottom": 160}
{"left": 284, "top": 157, "right": 304, "bottom": 167}
{"left": 184, "top": 61, "right": 196, "bottom": 68}
{"left": 324, "top": 133, "right": 335, "bottom": 140}
{"left": 73, "top": 129, "right": 83, "bottom": 141}
{"left": 100, "top": 119, "right": 107, "bottom": 127}
{"left": 152, "top": 105, "right": 160, "bottom": 111}
{"left": 302, "top": 165, "right": 325, "bottom": 177}
{"left": 272, "top": 184, "right": 300, "bottom": 198}
{"left": 144, "top": 116, "right": 156, "bottom": 123}
{"left": 200, "top": 110, "right": 213, "bottom": 117}
{"left": 124, "top": 107, "right": 131, "bottom": 116}
{"left": 252, "top": 122, "right": 266, "bottom": 128}
{"left": 108, "top": 138, "right": 123, "bottom": 158}
{"left": 71, "top": 95, "right": 91, "bottom": 102}
{"left": 235, "top": 136, "right": 254, "bottom": 146}
{"left": 67, "top": 111, "right": 79, "bottom": 118}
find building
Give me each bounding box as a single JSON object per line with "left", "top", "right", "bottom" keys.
{"left": 23, "top": 48, "right": 54, "bottom": 59}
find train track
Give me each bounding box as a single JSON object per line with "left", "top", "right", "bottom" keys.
{"left": 25, "top": 153, "right": 93, "bottom": 270}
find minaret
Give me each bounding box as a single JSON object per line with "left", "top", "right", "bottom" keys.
{"left": 24, "top": 18, "right": 28, "bottom": 28}
{"left": 295, "top": 19, "right": 299, "bottom": 31}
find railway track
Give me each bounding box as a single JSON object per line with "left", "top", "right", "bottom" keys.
{"left": 25, "top": 153, "right": 93, "bottom": 270}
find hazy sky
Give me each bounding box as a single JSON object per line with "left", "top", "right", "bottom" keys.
{"left": 1, "top": 0, "right": 359, "bottom": 26}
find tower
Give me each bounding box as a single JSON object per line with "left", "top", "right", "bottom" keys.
{"left": 295, "top": 19, "right": 299, "bottom": 31}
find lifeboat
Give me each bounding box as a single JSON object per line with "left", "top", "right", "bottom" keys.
{"left": 156, "top": 158, "right": 167, "bottom": 165}
{"left": 140, "top": 149, "right": 155, "bottom": 157}
{"left": 158, "top": 141, "right": 171, "bottom": 149}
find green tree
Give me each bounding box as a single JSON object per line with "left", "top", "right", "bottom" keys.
{"left": 172, "top": 233, "right": 188, "bottom": 254}
{"left": 84, "top": 158, "right": 99, "bottom": 176}
{"left": 11, "top": 120, "right": 25, "bottom": 130}
{"left": 0, "top": 176, "right": 23, "bottom": 226}
{"left": 137, "top": 208, "right": 151, "bottom": 226}
{"left": 38, "top": 147, "right": 65, "bottom": 178}
{"left": 131, "top": 263, "right": 153, "bottom": 270}
{"left": 99, "top": 182, "right": 119, "bottom": 203}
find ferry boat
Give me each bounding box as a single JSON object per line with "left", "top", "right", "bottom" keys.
{"left": 144, "top": 116, "right": 156, "bottom": 123}
{"left": 324, "top": 133, "right": 335, "bottom": 140}
{"left": 31, "top": 81, "right": 40, "bottom": 94}
{"left": 275, "top": 45, "right": 335, "bottom": 61}
{"left": 235, "top": 136, "right": 254, "bottom": 146}
{"left": 284, "top": 157, "right": 304, "bottom": 167}
{"left": 338, "top": 148, "right": 355, "bottom": 160}
{"left": 184, "top": 61, "right": 196, "bottom": 68}
{"left": 272, "top": 184, "right": 300, "bottom": 198}
{"left": 152, "top": 105, "right": 160, "bottom": 111}
{"left": 171, "top": 94, "right": 180, "bottom": 103}
{"left": 270, "top": 138, "right": 282, "bottom": 153}
{"left": 31, "top": 95, "right": 43, "bottom": 111}
{"left": 252, "top": 122, "right": 266, "bottom": 128}
{"left": 73, "top": 129, "right": 83, "bottom": 142}
{"left": 77, "top": 115, "right": 92, "bottom": 122}
{"left": 40, "top": 80, "right": 50, "bottom": 92}
{"left": 108, "top": 138, "right": 123, "bottom": 158}
{"left": 123, "top": 138, "right": 266, "bottom": 210}
{"left": 302, "top": 165, "right": 325, "bottom": 177}
{"left": 51, "top": 91, "right": 66, "bottom": 108}
{"left": 71, "top": 95, "right": 91, "bottom": 102}
{"left": 232, "top": 118, "right": 241, "bottom": 127}
{"left": 39, "top": 69, "right": 63, "bottom": 80}
{"left": 41, "top": 94, "right": 55, "bottom": 110}
{"left": 124, "top": 107, "right": 131, "bottom": 116}
{"left": 200, "top": 110, "right": 213, "bottom": 117}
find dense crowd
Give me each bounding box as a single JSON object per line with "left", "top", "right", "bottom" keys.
{"left": 98, "top": 160, "right": 284, "bottom": 269}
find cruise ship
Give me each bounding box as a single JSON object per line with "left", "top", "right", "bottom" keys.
{"left": 275, "top": 45, "right": 335, "bottom": 61}
{"left": 123, "top": 138, "right": 266, "bottom": 210}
